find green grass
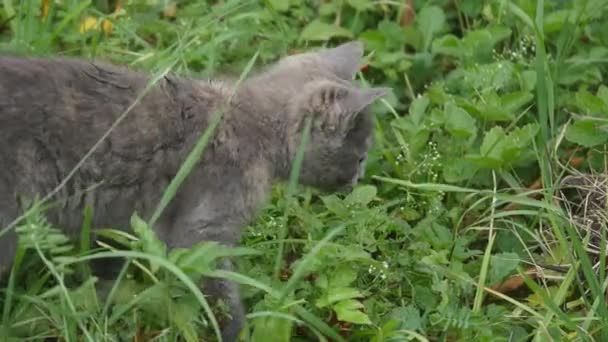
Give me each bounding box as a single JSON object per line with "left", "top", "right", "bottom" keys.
{"left": 3, "top": 0, "right": 608, "bottom": 341}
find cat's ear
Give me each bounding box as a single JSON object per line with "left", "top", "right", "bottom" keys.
{"left": 318, "top": 41, "right": 364, "bottom": 80}
{"left": 306, "top": 82, "right": 390, "bottom": 132}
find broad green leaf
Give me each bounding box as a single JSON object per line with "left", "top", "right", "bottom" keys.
{"left": 419, "top": 222, "right": 453, "bottom": 250}
{"left": 509, "top": 123, "right": 539, "bottom": 148}
{"left": 462, "top": 29, "right": 494, "bottom": 60}
{"left": 71, "top": 277, "right": 100, "bottom": 313}
{"left": 300, "top": 20, "right": 353, "bottom": 41}
{"left": 359, "top": 29, "right": 385, "bottom": 51}
{"left": 389, "top": 305, "right": 422, "bottom": 331}
{"left": 565, "top": 120, "right": 608, "bottom": 147}
{"left": 330, "top": 266, "right": 358, "bottom": 288}
{"left": 252, "top": 315, "right": 293, "bottom": 342}
{"left": 543, "top": 9, "right": 573, "bottom": 33}
{"left": 417, "top": 6, "right": 446, "bottom": 50}
{"left": 598, "top": 85, "right": 608, "bottom": 105}
{"left": 444, "top": 102, "right": 477, "bottom": 138}
{"left": 477, "top": 105, "right": 515, "bottom": 121}
{"left": 467, "top": 124, "right": 537, "bottom": 169}
{"left": 266, "top": 0, "right": 289, "bottom": 11}
{"left": 378, "top": 20, "right": 406, "bottom": 47}
{"left": 487, "top": 25, "right": 512, "bottom": 45}
{"left": 460, "top": 0, "right": 483, "bottom": 16}
{"left": 391, "top": 117, "right": 431, "bottom": 158}
{"left": 432, "top": 34, "right": 462, "bottom": 58}
{"left": 479, "top": 126, "right": 507, "bottom": 158}
{"left": 315, "top": 266, "right": 357, "bottom": 289}
{"left": 521, "top": 70, "right": 537, "bottom": 92}
{"left": 576, "top": 89, "right": 608, "bottom": 115}
{"left": 345, "top": 185, "right": 377, "bottom": 206}
{"left": 131, "top": 212, "right": 166, "bottom": 273}
{"left": 333, "top": 299, "right": 372, "bottom": 325}
{"left": 501, "top": 91, "right": 534, "bottom": 113}
{"left": 347, "top": 0, "right": 374, "bottom": 11}
{"left": 442, "top": 158, "right": 477, "bottom": 183}
{"left": 465, "top": 155, "right": 504, "bottom": 169}
{"left": 169, "top": 241, "right": 260, "bottom": 276}
{"left": 335, "top": 245, "right": 372, "bottom": 261}
{"left": 409, "top": 94, "right": 430, "bottom": 127}
{"left": 172, "top": 296, "right": 201, "bottom": 342}
{"left": 316, "top": 287, "right": 364, "bottom": 308}
{"left": 489, "top": 252, "right": 520, "bottom": 284}
{"left": 321, "top": 194, "right": 348, "bottom": 216}
{"left": 319, "top": 2, "right": 338, "bottom": 15}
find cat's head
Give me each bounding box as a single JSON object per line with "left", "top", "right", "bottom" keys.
{"left": 264, "top": 41, "right": 390, "bottom": 192}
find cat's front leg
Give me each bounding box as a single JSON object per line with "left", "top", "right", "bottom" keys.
{"left": 0, "top": 221, "right": 18, "bottom": 281}
{"left": 0, "top": 186, "right": 19, "bottom": 281}
{"left": 167, "top": 208, "right": 246, "bottom": 342}
{"left": 204, "top": 258, "right": 245, "bottom": 342}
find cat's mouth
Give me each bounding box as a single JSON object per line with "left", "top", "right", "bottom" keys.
{"left": 337, "top": 172, "right": 363, "bottom": 194}
{"left": 337, "top": 184, "right": 354, "bottom": 194}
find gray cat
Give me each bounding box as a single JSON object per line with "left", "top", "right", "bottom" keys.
{"left": 0, "top": 41, "right": 388, "bottom": 340}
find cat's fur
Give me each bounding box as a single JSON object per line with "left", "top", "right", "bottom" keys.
{"left": 0, "top": 41, "right": 388, "bottom": 340}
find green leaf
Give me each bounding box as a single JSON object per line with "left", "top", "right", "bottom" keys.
{"left": 489, "top": 252, "right": 520, "bottom": 284}
{"left": 461, "top": 29, "right": 494, "bottom": 62}
{"left": 347, "top": 0, "right": 373, "bottom": 11}
{"left": 252, "top": 315, "right": 293, "bottom": 342}
{"left": 378, "top": 20, "right": 406, "bottom": 47}
{"left": 172, "top": 296, "right": 201, "bottom": 342}
{"left": 476, "top": 104, "right": 516, "bottom": 121}
{"left": 321, "top": 194, "right": 348, "bottom": 216}
{"left": 598, "top": 85, "right": 608, "bottom": 105}
{"left": 442, "top": 158, "right": 477, "bottom": 183}
{"left": 487, "top": 25, "right": 512, "bottom": 45}
{"left": 459, "top": 0, "right": 483, "bottom": 17}
{"left": 576, "top": 89, "right": 608, "bottom": 115}
{"left": 389, "top": 305, "right": 422, "bottom": 331}
{"left": 345, "top": 185, "right": 377, "bottom": 206}
{"left": 333, "top": 267, "right": 357, "bottom": 286}
{"left": 432, "top": 34, "right": 462, "bottom": 58}
{"left": 565, "top": 120, "right": 608, "bottom": 147}
{"left": 501, "top": 91, "right": 534, "bottom": 113}
{"left": 444, "top": 102, "right": 477, "bottom": 138}
{"left": 543, "top": 9, "right": 573, "bottom": 33}
{"left": 359, "top": 29, "right": 386, "bottom": 51}
{"left": 300, "top": 20, "right": 353, "bottom": 41}
{"left": 521, "top": 70, "right": 537, "bottom": 92}
{"left": 467, "top": 124, "right": 538, "bottom": 169}
{"left": 417, "top": 6, "right": 446, "bottom": 50}
{"left": 169, "top": 241, "right": 260, "bottom": 276}
{"left": 409, "top": 95, "right": 430, "bottom": 127}
{"left": 316, "top": 287, "right": 364, "bottom": 308}
{"left": 479, "top": 126, "right": 506, "bottom": 157}
{"left": 509, "top": 123, "right": 539, "bottom": 149}
{"left": 333, "top": 299, "right": 372, "bottom": 325}
{"left": 266, "top": 0, "right": 289, "bottom": 11}
{"left": 131, "top": 212, "right": 167, "bottom": 273}
{"left": 71, "top": 277, "right": 100, "bottom": 313}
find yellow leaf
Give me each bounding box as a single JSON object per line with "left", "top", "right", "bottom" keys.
{"left": 40, "top": 0, "right": 51, "bottom": 20}
{"left": 114, "top": 0, "right": 123, "bottom": 13}
{"left": 79, "top": 16, "right": 98, "bottom": 33}
{"left": 101, "top": 19, "right": 113, "bottom": 34}
{"left": 163, "top": 2, "right": 177, "bottom": 18}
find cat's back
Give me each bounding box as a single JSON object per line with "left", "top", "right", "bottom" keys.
{"left": 0, "top": 56, "right": 211, "bottom": 160}
{"left": 0, "top": 56, "right": 150, "bottom": 130}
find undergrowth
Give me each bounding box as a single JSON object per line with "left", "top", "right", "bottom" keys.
{"left": 2, "top": 0, "right": 608, "bottom": 341}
